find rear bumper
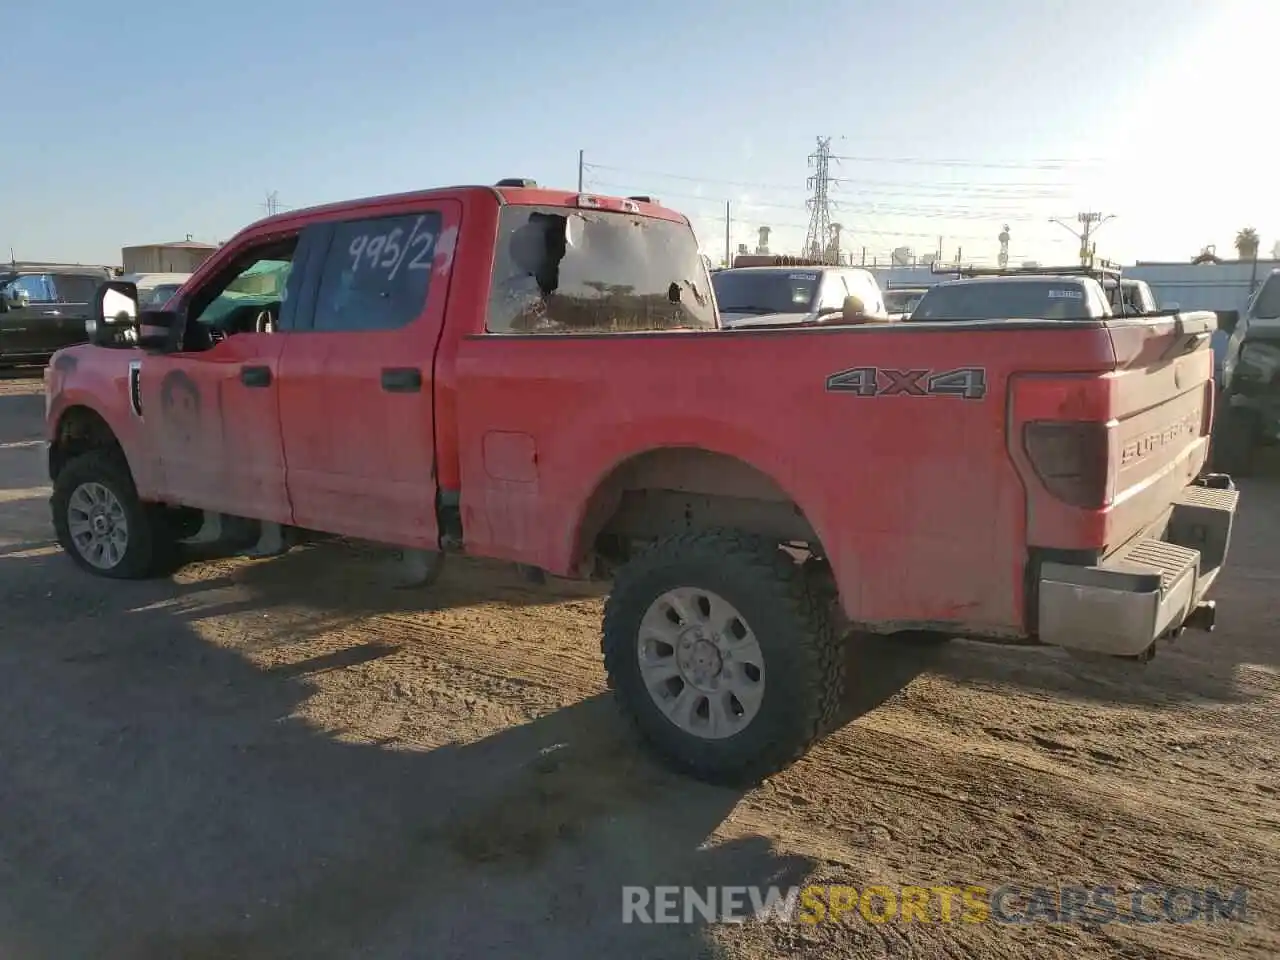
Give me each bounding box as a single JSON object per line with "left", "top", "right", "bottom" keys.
{"left": 1036, "top": 474, "right": 1239, "bottom": 657}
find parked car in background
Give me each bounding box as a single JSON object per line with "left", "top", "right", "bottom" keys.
{"left": 908, "top": 274, "right": 1112, "bottom": 321}
{"left": 1213, "top": 268, "right": 1280, "bottom": 474}
{"left": 712, "top": 259, "right": 888, "bottom": 328}
{"left": 0, "top": 264, "right": 113, "bottom": 366}
{"left": 120, "top": 273, "right": 193, "bottom": 308}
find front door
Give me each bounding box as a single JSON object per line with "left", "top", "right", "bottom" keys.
{"left": 47, "top": 273, "right": 103, "bottom": 351}
{"left": 0, "top": 274, "right": 62, "bottom": 358}
{"left": 135, "top": 232, "right": 312, "bottom": 523}
{"left": 278, "top": 202, "right": 460, "bottom": 547}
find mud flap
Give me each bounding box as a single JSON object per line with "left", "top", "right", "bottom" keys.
{"left": 392, "top": 548, "right": 445, "bottom": 589}
{"left": 242, "top": 521, "right": 292, "bottom": 559}
{"left": 179, "top": 510, "right": 224, "bottom": 545}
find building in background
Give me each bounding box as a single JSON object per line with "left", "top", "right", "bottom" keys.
{"left": 121, "top": 241, "right": 218, "bottom": 275}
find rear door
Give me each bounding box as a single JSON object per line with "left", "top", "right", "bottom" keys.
{"left": 0, "top": 274, "right": 60, "bottom": 356}
{"left": 277, "top": 200, "right": 461, "bottom": 547}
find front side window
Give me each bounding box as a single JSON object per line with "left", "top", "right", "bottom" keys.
{"left": 6, "top": 274, "right": 54, "bottom": 303}
{"left": 194, "top": 257, "right": 294, "bottom": 328}
{"left": 311, "top": 212, "right": 442, "bottom": 332}
{"left": 487, "top": 206, "right": 716, "bottom": 334}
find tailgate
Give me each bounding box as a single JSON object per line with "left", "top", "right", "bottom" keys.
{"left": 1104, "top": 311, "right": 1216, "bottom": 550}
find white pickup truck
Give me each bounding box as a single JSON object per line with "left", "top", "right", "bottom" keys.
{"left": 711, "top": 260, "right": 889, "bottom": 328}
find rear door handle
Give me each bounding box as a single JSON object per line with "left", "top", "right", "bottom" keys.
{"left": 241, "top": 365, "right": 272, "bottom": 388}
{"left": 381, "top": 367, "right": 422, "bottom": 393}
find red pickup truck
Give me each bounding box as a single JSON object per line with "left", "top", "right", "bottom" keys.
{"left": 44, "top": 181, "right": 1238, "bottom": 784}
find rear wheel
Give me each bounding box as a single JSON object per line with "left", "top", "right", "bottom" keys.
{"left": 602, "top": 530, "right": 845, "bottom": 785}
{"left": 1211, "top": 405, "right": 1258, "bottom": 477}
{"left": 51, "top": 450, "right": 179, "bottom": 579}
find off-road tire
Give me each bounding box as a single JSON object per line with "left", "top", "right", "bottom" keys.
{"left": 602, "top": 529, "right": 845, "bottom": 785}
{"left": 1210, "top": 406, "right": 1258, "bottom": 477}
{"left": 51, "top": 450, "right": 179, "bottom": 579}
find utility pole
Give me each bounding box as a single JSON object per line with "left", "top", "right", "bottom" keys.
{"left": 577, "top": 149, "right": 584, "bottom": 192}
{"left": 263, "top": 191, "right": 280, "bottom": 217}
{"left": 724, "top": 201, "right": 731, "bottom": 269}
{"left": 1051, "top": 211, "right": 1114, "bottom": 266}
{"left": 804, "top": 137, "right": 835, "bottom": 262}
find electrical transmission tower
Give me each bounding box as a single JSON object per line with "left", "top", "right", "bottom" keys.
{"left": 264, "top": 191, "right": 281, "bottom": 216}
{"left": 804, "top": 137, "right": 835, "bottom": 262}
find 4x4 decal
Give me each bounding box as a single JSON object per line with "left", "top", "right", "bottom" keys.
{"left": 825, "top": 365, "right": 987, "bottom": 400}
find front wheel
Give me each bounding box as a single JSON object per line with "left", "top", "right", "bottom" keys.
{"left": 51, "top": 450, "right": 178, "bottom": 579}
{"left": 602, "top": 530, "right": 845, "bottom": 785}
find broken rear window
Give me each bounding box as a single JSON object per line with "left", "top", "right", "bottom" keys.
{"left": 486, "top": 206, "right": 717, "bottom": 334}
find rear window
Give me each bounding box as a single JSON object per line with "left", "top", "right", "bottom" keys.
{"left": 910, "top": 280, "right": 1096, "bottom": 322}
{"left": 1250, "top": 273, "right": 1280, "bottom": 320}
{"left": 711, "top": 270, "right": 819, "bottom": 315}
{"left": 487, "top": 206, "right": 716, "bottom": 334}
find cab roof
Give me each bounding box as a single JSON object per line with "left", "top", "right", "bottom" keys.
{"left": 246, "top": 185, "right": 690, "bottom": 233}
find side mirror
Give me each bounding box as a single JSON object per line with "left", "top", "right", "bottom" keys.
{"left": 1, "top": 285, "right": 29, "bottom": 311}
{"left": 94, "top": 280, "right": 139, "bottom": 325}
{"left": 841, "top": 294, "right": 866, "bottom": 323}
{"left": 88, "top": 280, "right": 178, "bottom": 351}
{"left": 1216, "top": 310, "right": 1238, "bottom": 335}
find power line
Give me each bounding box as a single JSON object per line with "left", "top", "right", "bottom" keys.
{"left": 828, "top": 155, "right": 1102, "bottom": 171}
{"left": 582, "top": 160, "right": 1080, "bottom": 196}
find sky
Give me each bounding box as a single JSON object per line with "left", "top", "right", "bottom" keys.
{"left": 4, "top": 0, "right": 1277, "bottom": 269}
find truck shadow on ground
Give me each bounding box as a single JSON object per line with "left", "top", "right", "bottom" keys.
{"left": 924, "top": 469, "right": 1280, "bottom": 708}
{"left": 0, "top": 545, "right": 838, "bottom": 960}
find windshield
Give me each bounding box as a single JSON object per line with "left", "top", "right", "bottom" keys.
{"left": 884, "top": 290, "right": 925, "bottom": 314}
{"left": 487, "top": 206, "right": 716, "bottom": 334}
{"left": 910, "top": 280, "right": 1096, "bottom": 321}
{"left": 711, "top": 270, "right": 818, "bottom": 315}
{"left": 1251, "top": 273, "right": 1280, "bottom": 320}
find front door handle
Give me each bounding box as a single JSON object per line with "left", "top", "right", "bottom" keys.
{"left": 241, "top": 365, "right": 272, "bottom": 388}
{"left": 381, "top": 367, "right": 422, "bottom": 393}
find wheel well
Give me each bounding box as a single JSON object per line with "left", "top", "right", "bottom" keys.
{"left": 576, "top": 448, "right": 820, "bottom": 573}
{"left": 50, "top": 406, "right": 122, "bottom": 482}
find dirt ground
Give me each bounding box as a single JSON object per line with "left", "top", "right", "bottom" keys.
{"left": 1, "top": 372, "right": 1277, "bottom": 960}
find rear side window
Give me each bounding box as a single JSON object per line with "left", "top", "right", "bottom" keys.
{"left": 312, "top": 212, "right": 442, "bottom": 332}
{"left": 910, "top": 281, "right": 1094, "bottom": 321}
{"left": 487, "top": 206, "right": 717, "bottom": 334}
{"left": 51, "top": 275, "right": 100, "bottom": 303}
{"left": 1250, "top": 273, "right": 1280, "bottom": 320}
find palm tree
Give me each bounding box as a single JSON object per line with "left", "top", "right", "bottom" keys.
{"left": 1235, "top": 227, "right": 1260, "bottom": 261}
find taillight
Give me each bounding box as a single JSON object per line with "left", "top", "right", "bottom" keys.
{"left": 1023, "top": 421, "right": 1110, "bottom": 509}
